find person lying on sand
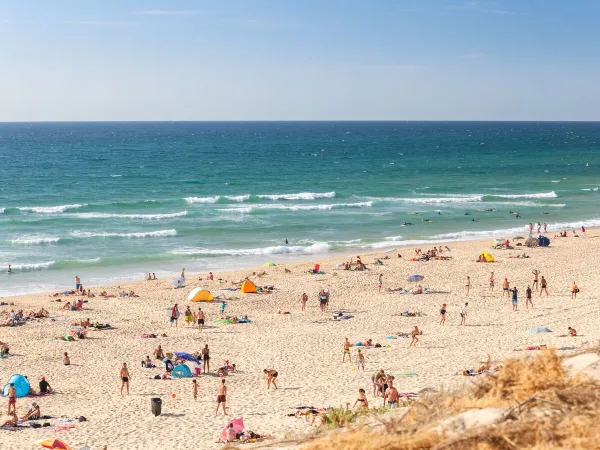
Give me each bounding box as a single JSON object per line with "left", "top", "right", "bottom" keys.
{"left": 513, "top": 345, "right": 548, "bottom": 351}
{"left": 2, "top": 412, "right": 18, "bottom": 427}
{"left": 72, "top": 318, "right": 91, "bottom": 327}
{"left": 62, "top": 302, "right": 72, "bottom": 310}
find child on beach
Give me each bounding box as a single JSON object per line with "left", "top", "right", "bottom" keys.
{"left": 353, "top": 388, "right": 369, "bottom": 409}
{"left": 63, "top": 352, "right": 70, "bottom": 366}
{"left": 356, "top": 349, "right": 365, "bottom": 371}
{"left": 526, "top": 285, "right": 533, "bottom": 310}
{"left": 378, "top": 274, "right": 383, "bottom": 292}
{"left": 572, "top": 282, "right": 579, "bottom": 299}
{"left": 460, "top": 303, "right": 468, "bottom": 326}
{"left": 343, "top": 338, "right": 352, "bottom": 362}
{"left": 465, "top": 276, "right": 471, "bottom": 296}
{"left": 300, "top": 293, "right": 308, "bottom": 312}
{"left": 440, "top": 304, "right": 447, "bottom": 325}
{"left": 192, "top": 379, "right": 198, "bottom": 401}
{"left": 410, "top": 326, "right": 420, "bottom": 346}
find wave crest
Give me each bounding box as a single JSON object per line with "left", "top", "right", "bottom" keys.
{"left": 74, "top": 211, "right": 188, "bottom": 220}
{"left": 18, "top": 204, "right": 85, "bottom": 213}
{"left": 71, "top": 229, "right": 177, "bottom": 239}
{"left": 170, "top": 242, "right": 331, "bottom": 256}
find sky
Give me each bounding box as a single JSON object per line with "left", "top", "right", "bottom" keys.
{"left": 1, "top": 0, "right": 599, "bottom": 121}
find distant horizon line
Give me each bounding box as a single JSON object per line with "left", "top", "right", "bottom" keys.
{"left": 1, "top": 120, "right": 600, "bottom": 124}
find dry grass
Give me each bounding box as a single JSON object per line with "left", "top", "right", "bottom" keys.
{"left": 297, "top": 349, "right": 600, "bottom": 450}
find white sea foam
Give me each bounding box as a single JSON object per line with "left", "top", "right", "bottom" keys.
{"left": 219, "top": 202, "right": 372, "bottom": 213}
{"left": 11, "top": 236, "right": 61, "bottom": 245}
{"left": 0, "top": 261, "right": 55, "bottom": 271}
{"left": 401, "top": 195, "right": 483, "bottom": 204}
{"left": 0, "top": 208, "right": 4, "bottom": 214}
{"left": 170, "top": 242, "right": 331, "bottom": 256}
{"left": 74, "top": 211, "right": 188, "bottom": 220}
{"left": 486, "top": 191, "right": 558, "bottom": 199}
{"left": 18, "top": 204, "right": 85, "bottom": 213}
{"left": 185, "top": 196, "right": 219, "bottom": 204}
{"left": 256, "top": 192, "right": 336, "bottom": 201}
{"left": 224, "top": 195, "right": 250, "bottom": 202}
{"left": 71, "top": 229, "right": 177, "bottom": 239}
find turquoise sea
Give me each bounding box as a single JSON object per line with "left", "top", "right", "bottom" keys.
{"left": 1, "top": 122, "right": 598, "bottom": 296}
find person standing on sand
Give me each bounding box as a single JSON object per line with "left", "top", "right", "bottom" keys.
{"left": 378, "top": 274, "right": 383, "bottom": 292}
{"left": 532, "top": 269, "right": 540, "bottom": 291}
{"left": 192, "top": 379, "right": 198, "bottom": 401}
{"left": 201, "top": 344, "right": 211, "bottom": 373}
{"left": 220, "top": 300, "right": 226, "bottom": 317}
{"left": 7, "top": 383, "right": 16, "bottom": 415}
{"left": 543, "top": 223, "right": 548, "bottom": 233}
{"left": 465, "top": 276, "right": 471, "bottom": 296}
{"left": 572, "top": 282, "right": 579, "bottom": 299}
{"left": 120, "top": 363, "right": 130, "bottom": 395}
{"left": 502, "top": 278, "right": 510, "bottom": 296}
{"left": 540, "top": 276, "right": 549, "bottom": 296}
{"left": 215, "top": 379, "right": 227, "bottom": 416}
{"left": 489, "top": 272, "right": 494, "bottom": 292}
{"left": 75, "top": 275, "right": 81, "bottom": 291}
{"left": 384, "top": 380, "right": 399, "bottom": 408}
{"left": 319, "top": 289, "right": 327, "bottom": 313}
{"left": 440, "top": 304, "right": 447, "bottom": 326}
{"left": 343, "top": 338, "right": 352, "bottom": 362}
{"left": 356, "top": 349, "right": 365, "bottom": 371}
{"left": 170, "top": 303, "right": 179, "bottom": 327}
{"left": 410, "top": 326, "right": 420, "bottom": 346}
{"left": 510, "top": 286, "right": 519, "bottom": 311}
{"left": 526, "top": 285, "right": 533, "bottom": 310}
{"left": 194, "top": 308, "right": 205, "bottom": 333}
{"left": 460, "top": 302, "right": 468, "bottom": 326}
{"left": 300, "top": 293, "right": 308, "bottom": 312}
{"left": 181, "top": 268, "right": 185, "bottom": 279}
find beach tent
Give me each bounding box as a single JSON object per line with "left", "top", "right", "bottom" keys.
{"left": 408, "top": 274, "right": 424, "bottom": 282}
{"left": 173, "top": 352, "right": 201, "bottom": 364}
{"left": 221, "top": 417, "right": 245, "bottom": 441}
{"left": 493, "top": 238, "right": 505, "bottom": 246}
{"left": 482, "top": 252, "right": 495, "bottom": 262}
{"left": 35, "top": 439, "right": 73, "bottom": 450}
{"left": 172, "top": 364, "right": 193, "bottom": 378}
{"left": 187, "top": 287, "right": 214, "bottom": 302}
{"left": 528, "top": 327, "right": 552, "bottom": 334}
{"left": 171, "top": 277, "right": 185, "bottom": 289}
{"left": 263, "top": 262, "right": 276, "bottom": 267}
{"left": 3, "top": 374, "right": 30, "bottom": 398}
{"left": 538, "top": 236, "right": 550, "bottom": 247}
{"left": 241, "top": 280, "right": 257, "bottom": 293}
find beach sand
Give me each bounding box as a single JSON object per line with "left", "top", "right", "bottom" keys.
{"left": 0, "top": 229, "right": 598, "bottom": 449}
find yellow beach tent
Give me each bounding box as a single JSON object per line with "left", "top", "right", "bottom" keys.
{"left": 241, "top": 279, "right": 257, "bottom": 293}
{"left": 482, "top": 252, "right": 495, "bottom": 262}
{"left": 187, "top": 287, "right": 214, "bottom": 302}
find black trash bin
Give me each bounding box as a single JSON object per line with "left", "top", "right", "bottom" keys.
{"left": 151, "top": 398, "right": 162, "bottom": 416}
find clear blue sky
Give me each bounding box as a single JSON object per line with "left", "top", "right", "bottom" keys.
{"left": 1, "top": 0, "right": 599, "bottom": 121}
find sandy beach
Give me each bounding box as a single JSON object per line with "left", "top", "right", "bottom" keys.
{"left": 1, "top": 229, "right": 598, "bottom": 449}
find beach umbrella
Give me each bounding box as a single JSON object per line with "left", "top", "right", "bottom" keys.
{"left": 35, "top": 439, "right": 73, "bottom": 450}
{"left": 263, "top": 262, "right": 276, "bottom": 267}
{"left": 528, "top": 327, "right": 552, "bottom": 334}
{"left": 173, "top": 352, "right": 201, "bottom": 364}
{"left": 408, "top": 274, "right": 424, "bottom": 282}
{"left": 221, "top": 417, "right": 245, "bottom": 441}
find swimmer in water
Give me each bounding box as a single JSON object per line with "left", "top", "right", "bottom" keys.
{"left": 402, "top": 222, "right": 413, "bottom": 226}
{"left": 464, "top": 212, "right": 471, "bottom": 216}
{"left": 409, "top": 212, "right": 420, "bottom": 216}
{"left": 423, "top": 219, "right": 432, "bottom": 223}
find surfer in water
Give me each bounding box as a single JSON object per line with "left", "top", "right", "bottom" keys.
{"left": 423, "top": 219, "right": 432, "bottom": 223}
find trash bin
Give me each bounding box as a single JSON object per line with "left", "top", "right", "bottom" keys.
{"left": 151, "top": 397, "right": 162, "bottom": 416}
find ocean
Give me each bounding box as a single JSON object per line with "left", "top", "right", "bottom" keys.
{"left": 0, "top": 121, "right": 598, "bottom": 296}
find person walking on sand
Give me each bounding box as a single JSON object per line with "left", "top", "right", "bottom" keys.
{"left": 356, "top": 349, "right": 365, "bottom": 371}
{"left": 489, "top": 272, "right": 494, "bottom": 292}
{"left": 502, "top": 278, "right": 510, "bottom": 297}
{"left": 194, "top": 308, "right": 205, "bottom": 333}
{"left": 215, "top": 379, "right": 227, "bottom": 416}
{"left": 342, "top": 337, "right": 352, "bottom": 363}
{"left": 7, "top": 383, "right": 16, "bottom": 415}
{"left": 532, "top": 269, "right": 540, "bottom": 291}
{"left": 300, "top": 293, "right": 308, "bottom": 312}
{"left": 120, "top": 363, "right": 131, "bottom": 395}
{"left": 572, "top": 282, "right": 579, "bottom": 299}
{"left": 526, "top": 285, "right": 533, "bottom": 310}
{"left": 378, "top": 274, "right": 383, "bottom": 292}
{"left": 465, "top": 276, "right": 471, "bottom": 296}
{"left": 440, "top": 304, "right": 447, "bottom": 326}
{"left": 460, "top": 302, "right": 468, "bottom": 326}
{"left": 410, "top": 326, "right": 420, "bottom": 346}
{"left": 181, "top": 268, "right": 186, "bottom": 279}
{"left": 540, "top": 276, "right": 549, "bottom": 296}
{"left": 202, "top": 344, "right": 210, "bottom": 373}
{"left": 510, "top": 286, "right": 519, "bottom": 311}
{"left": 170, "top": 303, "right": 180, "bottom": 327}
{"left": 264, "top": 369, "right": 278, "bottom": 389}
{"left": 192, "top": 379, "right": 198, "bottom": 401}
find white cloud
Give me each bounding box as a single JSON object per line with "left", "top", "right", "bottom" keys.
{"left": 458, "top": 52, "right": 488, "bottom": 59}
{"left": 133, "top": 10, "right": 199, "bottom": 16}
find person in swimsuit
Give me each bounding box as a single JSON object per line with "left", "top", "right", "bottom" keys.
{"left": 440, "top": 304, "right": 447, "bottom": 325}
{"left": 319, "top": 290, "right": 327, "bottom": 313}
{"left": 215, "top": 379, "right": 227, "bottom": 416}
{"left": 75, "top": 275, "right": 81, "bottom": 291}
{"left": 410, "top": 326, "right": 420, "bottom": 346}
{"left": 526, "top": 285, "right": 533, "bottom": 310}
{"left": 572, "top": 282, "right": 579, "bottom": 299}
{"left": 356, "top": 349, "right": 365, "bottom": 371}
{"left": 194, "top": 308, "right": 206, "bottom": 333}
{"left": 7, "top": 383, "right": 16, "bottom": 415}
{"left": 184, "top": 306, "right": 193, "bottom": 325}
{"left": 264, "top": 369, "right": 278, "bottom": 389}
{"left": 192, "top": 379, "right": 198, "bottom": 401}
{"left": 510, "top": 286, "right": 518, "bottom": 311}
{"left": 465, "top": 276, "right": 471, "bottom": 296}
{"left": 120, "top": 363, "right": 131, "bottom": 395}
{"left": 353, "top": 388, "right": 369, "bottom": 409}
{"left": 371, "top": 369, "right": 385, "bottom": 397}
{"left": 153, "top": 344, "right": 165, "bottom": 360}
{"left": 502, "top": 278, "right": 510, "bottom": 296}
{"left": 532, "top": 269, "right": 540, "bottom": 291}
{"left": 21, "top": 402, "right": 40, "bottom": 420}
{"left": 342, "top": 338, "right": 352, "bottom": 362}
{"left": 489, "top": 272, "right": 494, "bottom": 292}
{"left": 540, "top": 276, "right": 548, "bottom": 296}
{"left": 63, "top": 352, "right": 70, "bottom": 365}
{"left": 378, "top": 274, "right": 383, "bottom": 292}
{"left": 170, "top": 303, "right": 179, "bottom": 327}
{"left": 568, "top": 326, "right": 577, "bottom": 337}
{"left": 384, "top": 380, "right": 399, "bottom": 408}
{"left": 460, "top": 302, "right": 468, "bottom": 326}
{"left": 300, "top": 293, "right": 308, "bottom": 312}
{"left": 202, "top": 344, "right": 210, "bottom": 373}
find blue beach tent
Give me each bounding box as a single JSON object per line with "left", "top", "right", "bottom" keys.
{"left": 3, "top": 374, "right": 31, "bottom": 398}
{"left": 172, "top": 364, "right": 193, "bottom": 378}
{"left": 538, "top": 236, "right": 550, "bottom": 247}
